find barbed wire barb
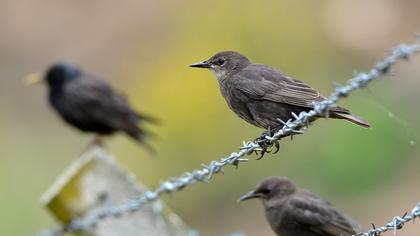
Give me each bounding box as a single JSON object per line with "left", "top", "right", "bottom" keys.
{"left": 355, "top": 202, "right": 420, "bottom": 236}
{"left": 38, "top": 41, "right": 419, "bottom": 236}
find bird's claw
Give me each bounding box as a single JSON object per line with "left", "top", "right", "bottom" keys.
{"left": 254, "top": 140, "right": 280, "bottom": 159}
{"left": 253, "top": 128, "right": 281, "bottom": 159}
{"left": 272, "top": 141, "right": 280, "bottom": 154}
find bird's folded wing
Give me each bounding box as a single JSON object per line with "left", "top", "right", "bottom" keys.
{"left": 65, "top": 77, "right": 139, "bottom": 128}
{"left": 287, "top": 194, "right": 360, "bottom": 236}
{"left": 233, "top": 65, "right": 325, "bottom": 108}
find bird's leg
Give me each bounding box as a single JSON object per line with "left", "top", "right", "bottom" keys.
{"left": 81, "top": 135, "right": 105, "bottom": 154}
{"left": 253, "top": 126, "right": 280, "bottom": 159}
{"left": 90, "top": 135, "right": 105, "bottom": 147}
{"left": 253, "top": 128, "right": 269, "bottom": 157}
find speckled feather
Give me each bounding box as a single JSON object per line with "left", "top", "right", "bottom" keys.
{"left": 197, "top": 51, "right": 370, "bottom": 130}
{"left": 245, "top": 177, "right": 361, "bottom": 236}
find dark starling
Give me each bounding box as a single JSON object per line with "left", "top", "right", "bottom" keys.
{"left": 239, "top": 176, "right": 361, "bottom": 236}
{"left": 26, "top": 62, "right": 156, "bottom": 150}
{"left": 189, "top": 51, "right": 370, "bottom": 131}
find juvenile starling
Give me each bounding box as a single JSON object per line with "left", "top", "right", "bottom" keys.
{"left": 239, "top": 176, "right": 361, "bottom": 236}
{"left": 190, "top": 51, "right": 370, "bottom": 131}
{"left": 26, "top": 62, "right": 156, "bottom": 150}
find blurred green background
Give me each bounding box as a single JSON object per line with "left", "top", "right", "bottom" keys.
{"left": 1, "top": 0, "right": 420, "bottom": 235}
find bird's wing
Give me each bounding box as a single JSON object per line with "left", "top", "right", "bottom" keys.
{"left": 64, "top": 75, "right": 140, "bottom": 130}
{"left": 285, "top": 192, "right": 361, "bottom": 236}
{"left": 233, "top": 64, "right": 326, "bottom": 108}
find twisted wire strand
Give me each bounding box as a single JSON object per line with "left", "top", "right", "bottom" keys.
{"left": 38, "top": 41, "right": 419, "bottom": 236}
{"left": 355, "top": 202, "right": 420, "bottom": 236}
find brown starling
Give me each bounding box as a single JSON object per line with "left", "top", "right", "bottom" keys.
{"left": 26, "top": 62, "right": 156, "bottom": 150}
{"left": 239, "top": 176, "right": 361, "bottom": 236}
{"left": 190, "top": 51, "right": 370, "bottom": 131}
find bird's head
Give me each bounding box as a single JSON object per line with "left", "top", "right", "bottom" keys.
{"left": 238, "top": 176, "right": 296, "bottom": 203}
{"left": 189, "top": 51, "right": 251, "bottom": 79}
{"left": 25, "top": 62, "right": 82, "bottom": 88}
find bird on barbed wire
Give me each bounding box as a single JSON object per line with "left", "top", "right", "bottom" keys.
{"left": 239, "top": 176, "right": 361, "bottom": 236}
{"left": 190, "top": 51, "right": 370, "bottom": 158}
{"left": 25, "top": 62, "right": 157, "bottom": 153}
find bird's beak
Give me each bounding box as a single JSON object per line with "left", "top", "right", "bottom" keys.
{"left": 238, "top": 190, "right": 261, "bottom": 202}
{"left": 189, "top": 61, "right": 212, "bottom": 69}
{"left": 24, "top": 73, "right": 43, "bottom": 86}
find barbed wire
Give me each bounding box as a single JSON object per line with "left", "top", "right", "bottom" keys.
{"left": 355, "top": 202, "right": 420, "bottom": 236}
{"left": 38, "top": 41, "right": 419, "bottom": 236}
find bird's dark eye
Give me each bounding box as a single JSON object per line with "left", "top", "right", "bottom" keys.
{"left": 216, "top": 58, "right": 226, "bottom": 66}
{"left": 259, "top": 188, "right": 271, "bottom": 195}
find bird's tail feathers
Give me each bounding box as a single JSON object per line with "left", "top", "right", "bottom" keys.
{"left": 127, "top": 127, "right": 157, "bottom": 155}
{"left": 333, "top": 112, "right": 371, "bottom": 128}
{"left": 136, "top": 112, "right": 160, "bottom": 125}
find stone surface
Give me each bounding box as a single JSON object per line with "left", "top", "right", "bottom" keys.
{"left": 41, "top": 147, "right": 191, "bottom": 236}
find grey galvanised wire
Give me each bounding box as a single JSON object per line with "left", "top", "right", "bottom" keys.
{"left": 355, "top": 202, "right": 420, "bottom": 236}
{"left": 38, "top": 41, "right": 419, "bottom": 236}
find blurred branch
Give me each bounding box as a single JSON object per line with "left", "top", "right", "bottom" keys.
{"left": 38, "top": 40, "right": 419, "bottom": 236}
{"left": 356, "top": 202, "right": 420, "bottom": 236}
